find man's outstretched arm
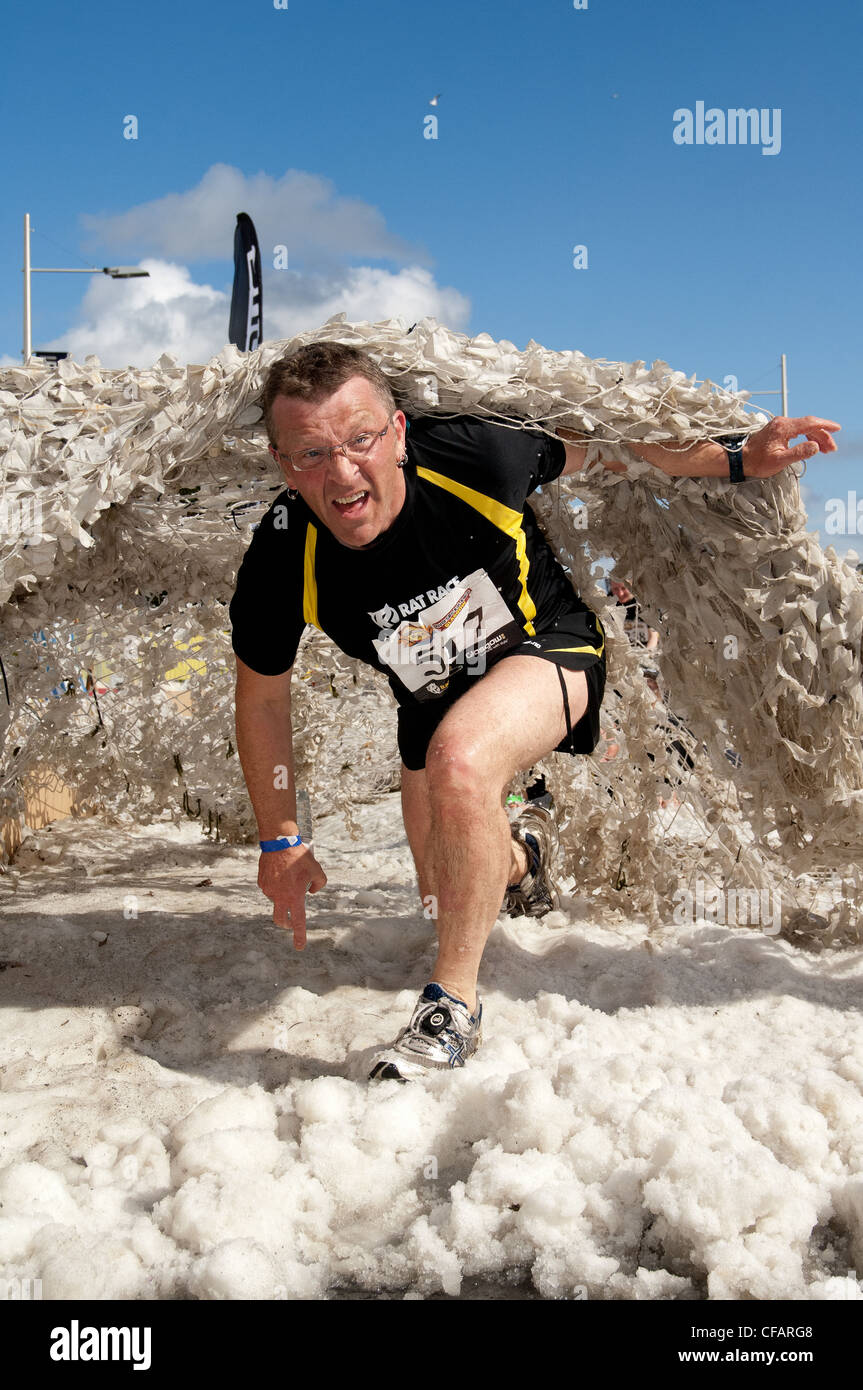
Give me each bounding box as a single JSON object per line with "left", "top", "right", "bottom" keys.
{"left": 558, "top": 416, "right": 840, "bottom": 479}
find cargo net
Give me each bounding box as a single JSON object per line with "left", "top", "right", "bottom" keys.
{"left": 1, "top": 315, "right": 861, "bottom": 943}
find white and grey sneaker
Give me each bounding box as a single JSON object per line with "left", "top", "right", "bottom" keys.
{"left": 504, "top": 803, "right": 560, "bottom": 918}
{"left": 368, "top": 983, "right": 483, "bottom": 1082}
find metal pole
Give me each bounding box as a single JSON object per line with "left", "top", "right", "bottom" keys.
{"left": 19, "top": 219, "right": 149, "bottom": 363}
{"left": 780, "top": 353, "right": 788, "bottom": 416}
{"left": 23, "top": 213, "right": 32, "bottom": 363}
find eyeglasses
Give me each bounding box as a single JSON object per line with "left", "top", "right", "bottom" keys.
{"left": 270, "top": 416, "right": 394, "bottom": 473}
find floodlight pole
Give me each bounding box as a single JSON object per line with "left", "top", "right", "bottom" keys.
{"left": 23, "top": 214, "right": 32, "bottom": 365}
{"left": 747, "top": 354, "right": 788, "bottom": 417}
{"left": 22, "top": 213, "right": 149, "bottom": 362}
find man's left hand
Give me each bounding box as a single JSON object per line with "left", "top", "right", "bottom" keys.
{"left": 743, "top": 416, "right": 840, "bottom": 476}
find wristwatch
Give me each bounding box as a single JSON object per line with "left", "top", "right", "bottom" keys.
{"left": 714, "top": 433, "right": 748, "bottom": 483}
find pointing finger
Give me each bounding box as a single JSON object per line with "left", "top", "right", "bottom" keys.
{"left": 290, "top": 898, "right": 307, "bottom": 951}
{"left": 786, "top": 416, "right": 840, "bottom": 433}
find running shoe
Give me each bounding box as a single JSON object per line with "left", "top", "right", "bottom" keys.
{"left": 368, "top": 983, "right": 482, "bottom": 1082}
{"left": 504, "top": 803, "right": 559, "bottom": 917}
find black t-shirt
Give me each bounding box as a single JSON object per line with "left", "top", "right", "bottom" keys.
{"left": 229, "top": 414, "right": 593, "bottom": 706}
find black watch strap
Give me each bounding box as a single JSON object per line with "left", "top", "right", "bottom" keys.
{"left": 715, "top": 433, "right": 748, "bottom": 483}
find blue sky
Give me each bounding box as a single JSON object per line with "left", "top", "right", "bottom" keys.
{"left": 2, "top": 0, "right": 861, "bottom": 543}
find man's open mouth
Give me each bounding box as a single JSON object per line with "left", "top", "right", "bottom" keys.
{"left": 332, "top": 490, "right": 370, "bottom": 517}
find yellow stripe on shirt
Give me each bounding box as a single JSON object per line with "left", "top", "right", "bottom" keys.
{"left": 303, "top": 523, "right": 320, "bottom": 629}
{"left": 416, "top": 465, "right": 537, "bottom": 635}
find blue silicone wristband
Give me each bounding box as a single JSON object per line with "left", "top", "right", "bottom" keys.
{"left": 260, "top": 835, "right": 303, "bottom": 852}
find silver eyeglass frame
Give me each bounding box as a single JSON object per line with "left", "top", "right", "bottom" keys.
{"left": 268, "top": 414, "right": 396, "bottom": 473}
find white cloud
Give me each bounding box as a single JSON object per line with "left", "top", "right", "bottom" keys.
{"left": 33, "top": 164, "right": 470, "bottom": 367}
{"left": 80, "top": 164, "right": 422, "bottom": 268}
{"left": 43, "top": 258, "right": 470, "bottom": 368}
{"left": 43, "top": 260, "right": 227, "bottom": 368}
{"left": 267, "top": 265, "right": 470, "bottom": 340}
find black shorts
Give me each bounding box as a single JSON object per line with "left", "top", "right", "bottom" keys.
{"left": 396, "top": 605, "right": 607, "bottom": 771}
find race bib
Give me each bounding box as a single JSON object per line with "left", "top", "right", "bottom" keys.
{"left": 372, "top": 569, "right": 522, "bottom": 701}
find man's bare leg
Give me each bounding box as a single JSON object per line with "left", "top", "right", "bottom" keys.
{"left": 413, "top": 657, "right": 589, "bottom": 1014}
{"left": 401, "top": 764, "right": 527, "bottom": 905}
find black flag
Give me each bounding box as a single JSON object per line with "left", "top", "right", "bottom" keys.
{"left": 228, "top": 212, "right": 263, "bottom": 351}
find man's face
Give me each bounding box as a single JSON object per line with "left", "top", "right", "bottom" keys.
{"left": 269, "top": 376, "right": 407, "bottom": 549}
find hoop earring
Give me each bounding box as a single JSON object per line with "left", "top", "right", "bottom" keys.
{"left": 286, "top": 487, "right": 299, "bottom": 500}
{"left": 396, "top": 453, "right": 407, "bottom": 468}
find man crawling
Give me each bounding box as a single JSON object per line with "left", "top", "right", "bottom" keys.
{"left": 229, "top": 342, "right": 839, "bottom": 1080}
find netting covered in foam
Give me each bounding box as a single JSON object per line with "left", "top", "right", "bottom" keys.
{"left": 1, "top": 315, "right": 861, "bottom": 938}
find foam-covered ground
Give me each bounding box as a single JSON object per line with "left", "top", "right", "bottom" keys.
{"left": 0, "top": 798, "right": 861, "bottom": 1301}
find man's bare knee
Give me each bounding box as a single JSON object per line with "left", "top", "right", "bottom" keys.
{"left": 424, "top": 728, "right": 498, "bottom": 806}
